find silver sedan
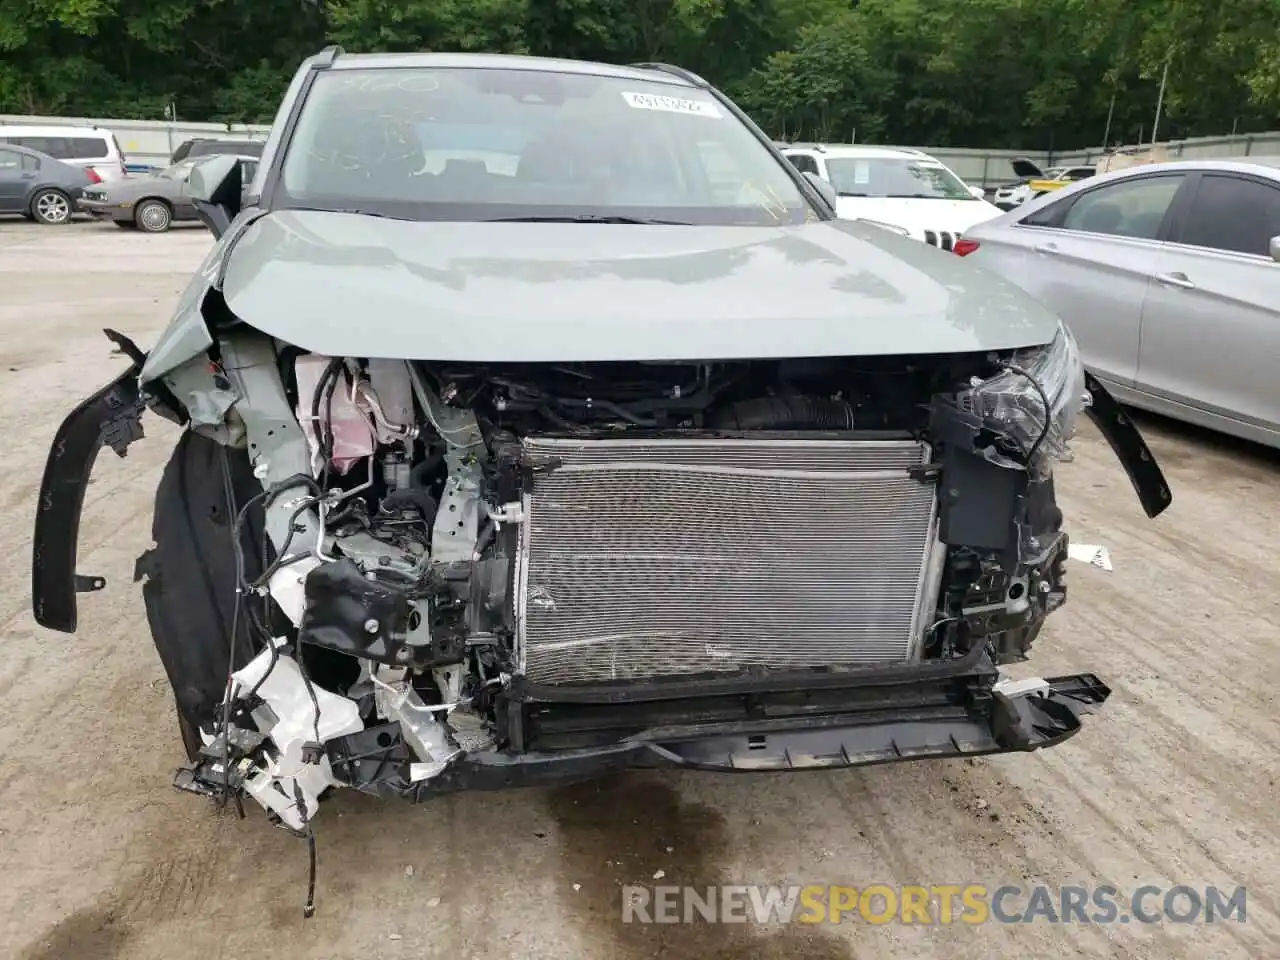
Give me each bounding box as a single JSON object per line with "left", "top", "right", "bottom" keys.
{"left": 78, "top": 154, "right": 258, "bottom": 232}
{"left": 960, "top": 158, "right": 1280, "bottom": 448}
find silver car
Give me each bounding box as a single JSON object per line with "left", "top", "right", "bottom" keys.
{"left": 962, "top": 159, "right": 1280, "bottom": 448}
{"left": 78, "top": 154, "right": 259, "bottom": 232}
{"left": 32, "top": 49, "right": 1171, "bottom": 872}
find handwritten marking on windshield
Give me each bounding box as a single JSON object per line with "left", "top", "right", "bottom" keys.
{"left": 621, "top": 91, "right": 722, "bottom": 118}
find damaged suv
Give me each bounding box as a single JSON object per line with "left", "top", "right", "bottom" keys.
{"left": 34, "top": 50, "right": 1172, "bottom": 839}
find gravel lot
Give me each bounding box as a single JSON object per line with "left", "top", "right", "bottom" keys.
{"left": 1, "top": 220, "right": 1278, "bottom": 960}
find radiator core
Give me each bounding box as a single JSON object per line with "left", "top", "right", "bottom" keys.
{"left": 513, "top": 436, "right": 940, "bottom": 685}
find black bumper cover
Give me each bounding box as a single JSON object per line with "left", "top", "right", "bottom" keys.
{"left": 310, "top": 671, "right": 1109, "bottom": 801}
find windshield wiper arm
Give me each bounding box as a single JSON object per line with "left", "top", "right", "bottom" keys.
{"left": 836, "top": 191, "right": 869, "bottom": 197}
{"left": 483, "top": 215, "right": 691, "bottom": 225}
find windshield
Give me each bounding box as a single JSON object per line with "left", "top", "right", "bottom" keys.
{"left": 276, "top": 67, "right": 811, "bottom": 225}
{"left": 825, "top": 157, "right": 976, "bottom": 200}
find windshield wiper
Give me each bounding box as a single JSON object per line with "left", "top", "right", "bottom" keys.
{"left": 837, "top": 191, "right": 869, "bottom": 197}
{"left": 881, "top": 193, "right": 944, "bottom": 199}
{"left": 482, "top": 215, "right": 691, "bottom": 225}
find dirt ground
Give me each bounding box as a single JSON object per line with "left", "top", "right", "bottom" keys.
{"left": 1, "top": 219, "right": 1277, "bottom": 960}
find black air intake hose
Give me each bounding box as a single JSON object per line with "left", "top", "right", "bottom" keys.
{"left": 708, "top": 396, "right": 854, "bottom": 430}
{"left": 381, "top": 489, "right": 439, "bottom": 526}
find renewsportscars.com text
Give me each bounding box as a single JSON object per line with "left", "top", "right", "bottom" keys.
{"left": 621, "top": 884, "right": 1247, "bottom": 925}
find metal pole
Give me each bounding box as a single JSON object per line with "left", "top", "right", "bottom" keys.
{"left": 1101, "top": 91, "right": 1116, "bottom": 149}
{"left": 1151, "top": 54, "right": 1170, "bottom": 144}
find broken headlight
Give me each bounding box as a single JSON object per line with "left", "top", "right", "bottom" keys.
{"left": 968, "top": 322, "right": 1088, "bottom": 475}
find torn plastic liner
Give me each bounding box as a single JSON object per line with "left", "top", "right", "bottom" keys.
{"left": 230, "top": 639, "right": 363, "bottom": 831}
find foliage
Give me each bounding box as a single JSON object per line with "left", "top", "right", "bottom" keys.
{"left": 1, "top": 0, "right": 1278, "bottom": 148}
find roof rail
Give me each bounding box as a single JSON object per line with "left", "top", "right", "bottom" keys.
{"left": 630, "top": 62, "right": 708, "bottom": 87}
{"left": 315, "top": 44, "right": 343, "bottom": 68}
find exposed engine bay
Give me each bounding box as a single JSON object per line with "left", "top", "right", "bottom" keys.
{"left": 30, "top": 321, "right": 1172, "bottom": 917}
{"left": 135, "top": 338, "right": 1097, "bottom": 828}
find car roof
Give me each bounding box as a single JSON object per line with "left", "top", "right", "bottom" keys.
{"left": 0, "top": 124, "right": 113, "bottom": 136}
{"left": 323, "top": 51, "right": 699, "bottom": 87}
{"left": 1092, "top": 158, "right": 1280, "bottom": 180}
{"left": 783, "top": 144, "right": 943, "bottom": 162}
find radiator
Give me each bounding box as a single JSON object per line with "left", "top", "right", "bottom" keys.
{"left": 514, "top": 436, "right": 941, "bottom": 685}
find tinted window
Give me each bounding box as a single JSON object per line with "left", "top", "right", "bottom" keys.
{"left": 1066, "top": 168, "right": 1095, "bottom": 180}
{"left": 824, "top": 157, "right": 975, "bottom": 200}
{"left": 10, "top": 136, "right": 67, "bottom": 157}
{"left": 1059, "top": 175, "right": 1184, "bottom": 239}
{"left": 278, "top": 67, "right": 811, "bottom": 226}
{"left": 189, "top": 140, "right": 263, "bottom": 158}
{"left": 1020, "top": 196, "right": 1067, "bottom": 227}
{"left": 1175, "top": 174, "right": 1280, "bottom": 257}
{"left": 786, "top": 153, "right": 820, "bottom": 176}
{"left": 66, "top": 136, "right": 109, "bottom": 159}
{"left": 0, "top": 149, "right": 20, "bottom": 171}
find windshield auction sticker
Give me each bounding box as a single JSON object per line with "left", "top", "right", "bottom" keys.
{"left": 621, "top": 91, "right": 722, "bottom": 118}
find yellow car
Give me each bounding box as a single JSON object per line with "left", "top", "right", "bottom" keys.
{"left": 992, "top": 158, "right": 1096, "bottom": 209}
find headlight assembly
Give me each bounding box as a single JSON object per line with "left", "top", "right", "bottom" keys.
{"left": 965, "top": 323, "right": 1088, "bottom": 475}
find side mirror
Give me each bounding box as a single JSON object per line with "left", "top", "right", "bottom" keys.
{"left": 803, "top": 171, "right": 838, "bottom": 210}
{"left": 968, "top": 185, "right": 986, "bottom": 200}
{"left": 1271, "top": 235, "right": 1280, "bottom": 263}
{"left": 188, "top": 154, "right": 244, "bottom": 239}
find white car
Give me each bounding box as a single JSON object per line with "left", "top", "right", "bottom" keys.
{"left": 0, "top": 123, "right": 129, "bottom": 181}
{"left": 992, "top": 158, "right": 1096, "bottom": 210}
{"left": 781, "top": 144, "right": 1002, "bottom": 251}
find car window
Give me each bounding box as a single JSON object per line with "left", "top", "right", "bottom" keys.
{"left": 66, "top": 136, "right": 109, "bottom": 159}
{"left": 1174, "top": 174, "right": 1280, "bottom": 257}
{"left": 1058, "top": 175, "right": 1184, "bottom": 239}
{"left": 824, "top": 157, "right": 975, "bottom": 200}
{"left": 20, "top": 152, "right": 39, "bottom": 172}
{"left": 0, "top": 148, "right": 20, "bottom": 171}
{"left": 785, "top": 153, "right": 820, "bottom": 176}
{"left": 1066, "top": 168, "right": 1095, "bottom": 180}
{"left": 10, "top": 136, "right": 68, "bottom": 158}
{"left": 277, "top": 67, "right": 811, "bottom": 226}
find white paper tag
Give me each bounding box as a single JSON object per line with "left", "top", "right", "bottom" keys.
{"left": 1067, "top": 543, "right": 1113, "bottom": 571}
{"left": 621, "top": 91, "right": 721, "bottom": 118}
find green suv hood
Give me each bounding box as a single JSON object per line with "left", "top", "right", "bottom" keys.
{"left": 205, "top": 210, "right": 1061, "bottom": 364}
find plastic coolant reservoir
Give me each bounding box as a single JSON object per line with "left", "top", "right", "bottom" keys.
{"left": 366, "top": 358, "right": 415, "bottom": 433}
{"left": 295, "top": 354, "right": 375, "bottom": 474}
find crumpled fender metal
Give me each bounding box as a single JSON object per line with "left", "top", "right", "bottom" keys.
{"left": 1083, "top": 372, "right": 1172, "bottom": 519}
{"left": 138, "top": 208, "right": 272, "bottom": 388}
{"left": 33, "top": 344, "right": 146, "bottom": 632}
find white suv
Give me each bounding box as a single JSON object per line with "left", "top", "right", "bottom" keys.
{"left": 781, "top": 144, "right": 1002, "bottom": 251}
{"left": 0, "top": 124, "right": 129, "bottom": 181}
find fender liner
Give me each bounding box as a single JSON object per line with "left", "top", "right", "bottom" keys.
{"left": 32, "top": 358, "right": 145, "bottom": 632}
{"left": 1084, "top": 372, "right": 1173, "bottom": 518}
